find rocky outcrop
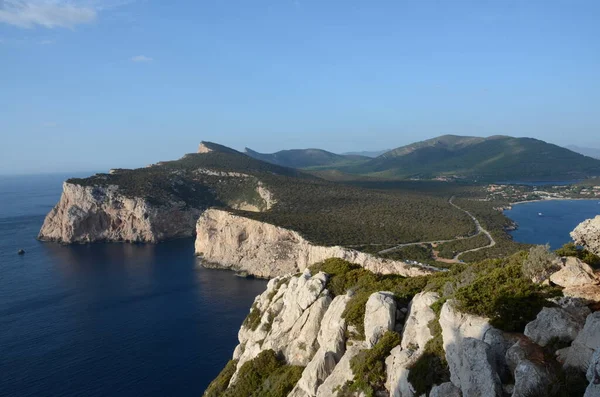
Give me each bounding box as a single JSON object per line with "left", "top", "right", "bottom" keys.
{"left": 38, "top": 183, "right": 201, "bottom": 243}
{"left": 572, "top": 216, "right": 600, "bottom": 256}
{"left": 560, "top": 312, "right": 600, "bottom": 372}
{"left": 364, "top": 292, "right": 396, "bottom": 348}
{"left": 550, "top": 257, "right": 599, "bottom": 288}
{"left": 506, "top": 338, "right": 554, "bottom": 397}
{"left": 524, "top": 307, "right": 585, "bottom": 347}
{"left": 440, "top": 300, "right": 503, "bottom": 396}
{"left": 195, "top": 209, "right": 439, "bottom": 278}
{"left": 585, "top": 349, "right": 600, "bottom": 397}
{"left": 385, "top": 291, "right": 439, "bottom": 397}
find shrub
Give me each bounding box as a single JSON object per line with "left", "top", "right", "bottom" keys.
{"left": 203, "top": 359, "right": 238, "bottom": 397}
{"left": 222, "top": 350, "right": 303, "bottom": 397}
{"left": 341, "top": 331, "right": 401, "bottom": 396}
{"left": 522, "top": 244, "right": 560, "bottom": 283}
{"left": 243, "top": 302, "right": 263, "bottom": 331}
{"left": 454, "top": 254, "right": 561, "bottom": 332}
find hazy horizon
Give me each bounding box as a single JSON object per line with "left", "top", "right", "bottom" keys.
{"left": 2, "top": 0, "right": 599, "bottom": 174}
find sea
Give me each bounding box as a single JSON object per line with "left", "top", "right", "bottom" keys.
{"left": 0, "top": 173, "right": 267, "bottom": 397}
{"left": 505, "top": 199, "right": 600, "bottom": 249}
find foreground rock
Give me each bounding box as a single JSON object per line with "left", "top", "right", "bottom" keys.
{"left": 560, "top": 312, "right": 600, "bottom": 372}
{"left": 524, "top": 307, "right": 585, "bottom": 346}
{"left": 572, "top": 215, "right": 600, "bottom": 256}
{"left": 550, "top": 257, "right": 599, "bottom": 288}
{"left": 38, "top": 183, "right": 201, "bottom": 243}
{"left": 195, "top": 209, "right": 439, "bottom": 278}
{"left": 386, "top": 291, "right": 439, "bottom": 397}
{"left": 439, "top": 300, "right": 503, "bottom": 396}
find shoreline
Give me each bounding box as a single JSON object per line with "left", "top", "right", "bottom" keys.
{"left": 506, "top": 197, "right": 600, "bottom": 207}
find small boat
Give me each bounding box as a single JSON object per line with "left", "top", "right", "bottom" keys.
{"left": 538, "top": 212, "right": 543, "bottom": 216}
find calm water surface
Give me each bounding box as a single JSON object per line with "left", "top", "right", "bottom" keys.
{"left": 505, "top": 199, "right": 600, "bottom": 249}
{"left": 0, "top": 174, "right": 267, "bottom": 397}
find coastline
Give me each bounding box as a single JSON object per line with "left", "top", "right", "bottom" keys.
{"left": 506, "top": 197, "right": 600, "bottom": 208}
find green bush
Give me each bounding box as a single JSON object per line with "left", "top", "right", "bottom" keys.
{"left": 340, "top": 331, "right": 401, "bottom": 396}
{"left": 522, "top": 244, "right": 560, "bottom": 283}
{"left": 203, "top": 359, "right": 238, "bottom": 397}
{"left": 243, "top": 303, "right": 262, "bottom": 331}
{"left": 222, "top": 350, "right": 303, "bottom": 397}
{"left": 453, "top": 254, "right": 561, "bottom": 332}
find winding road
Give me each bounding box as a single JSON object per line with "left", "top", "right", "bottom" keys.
{"left": 378, "top": 196, "right": 496, "bottom": 262}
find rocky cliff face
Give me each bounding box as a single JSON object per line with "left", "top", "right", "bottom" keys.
{"left": 195, "top": 209, "right": 438, "bottom": 278}
{"left": 206, "top": 256, "right": 600, "bottom": 397}
{"left": 572, "top": 215, "right": 600, "bottom": 256}
{"left": 38, "top": 183, "right": 201, "bottom": 243}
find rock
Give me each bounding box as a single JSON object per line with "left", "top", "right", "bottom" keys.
{"left": 288, "top": 293, "right": 351, "bottom": 397}
{"left": 572, "top": 216, "right": 600, "bottom": 256}
{"left": 513, "top": 359, "right": 551, "bottom": 397}
{"left": 585, "top": 349, "right": 600, "bottom": 397}
{"left": 563, "top": 284, "right": 600, "bottom": 304}
{"left": 17, "top": 249, "right": 25, "bottom": 255}
{"left": 505, "top": 338, "right": 553, "bottom": 397}
{"left": 385, "top": 292, "right": 440, "bottom": 397}
{"left": 38, "top": 182, "right": 201, "bottom": 243}
{"left": 459, "top": 338, "right": 502, "bottom": 397}
{"left": 386, "top": 346, "right": 418, "bottom": 397}
{"left": 195, "top": 209, "right": 440, "bottom": 278}
{"left": 429, "top": 382, "right": 462, "bottom": 397}
{"left": 400, "top": 292, "right": 439, "bottom": 350}
{"left": 231, "top": 271, "right": 332, "bottom": 384}
{"left": 439, "top": 300, "right": 502, "bottom": 396}
{"left": 316, "top": 342, "right": 366, "bottom": 397}
{"left": 563, "top": 312, "right": 600, "bottom": 372}
{"left": 364, "top": 292, "right": 396, "bottom": 348}
{"left": 550, "top": 257, "right": 599, "bottom": 288}
{"left": 549, "top": 296, "right": 592, "bottom": 323}
{"left": 524, "top": 307, "right": 585, "bottom": 346}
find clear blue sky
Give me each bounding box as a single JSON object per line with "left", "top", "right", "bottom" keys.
{"left": 1, "top": 0, "right": 599, "bottom": 174}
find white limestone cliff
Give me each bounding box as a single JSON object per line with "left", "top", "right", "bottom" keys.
{"left": 38, "top": 182, "right": 201, "bottom": 243}
{"left": 195, "top": 209, "right": 439, "bottom": 278}
{"left": 572, "top": 215, "right": 600, "bottom": 256}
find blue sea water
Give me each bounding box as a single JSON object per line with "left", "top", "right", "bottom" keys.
{"left": 505, "top": 200, "right": 600, "bottom": 249}
{"left": 0, "top": 174, "right": 267, "bottom": 397}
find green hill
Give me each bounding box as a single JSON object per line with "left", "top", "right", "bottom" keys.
{"left": 244, "top": 147, "right": 370, "bottom": 169}
{"left": 68, "top": 141, "right": 478, "bottom": 247}
{"left": 343, "top": 135, "right": 600, "bottom": 181}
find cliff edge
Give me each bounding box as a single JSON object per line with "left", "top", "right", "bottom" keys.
{"left": 38, "top": 182, "right": 201, "bottom": 243}
{"left": 195, "top": 209, "right": 439, "bottom": 278}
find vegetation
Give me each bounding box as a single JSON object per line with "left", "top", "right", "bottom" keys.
{"left": 337, "top": 331, "right": 401, "bottom": 397}
{"left": 220, "top": 350, "right": 303, "bottom": 397}
{"left": 243, "top": 302, "right": 263, "bottom": 331}
{"left": 556, "top": 242, "right": 600, "bottom": 268}
{"left": 203, "top": 359, "right": 238, "bottom": 397}
{"left": 407, "top": 305, "right": 450, "bottom": 396}
{"left": 452, "top": 253, "right": 561, "bottom": 331}
{"left": 309, "top": 259, "right": 427, "bottom": 338}
{"left": 69, "top": 145, "right": 479, "bottom": 248}
{"left": 335, "top": 135, "right": 600, "bottom": 181}
{"left": 436, "top": 233, "right": 490, "bottom": 259}
{"left": 522, "top": 244, "right": 560, "bottom": 283}
{"left": 244, "top": 147, "right": 370, "bottom": 169}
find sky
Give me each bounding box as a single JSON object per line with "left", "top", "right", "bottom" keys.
{"left": 1, "top": 0, "right": 599, "bottom": 174}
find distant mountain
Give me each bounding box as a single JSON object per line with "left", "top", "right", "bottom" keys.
{"left": 340, "top": 135, "right": 600, "bottom": 181}
{"left": 342, "top": 149, "right": 390, "bottom": 158}
{"left": 244, "top": 148, "right": 370, "bottom": 169}
{"left": 566, "top": 145, "right": 600, "bottom": 160}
